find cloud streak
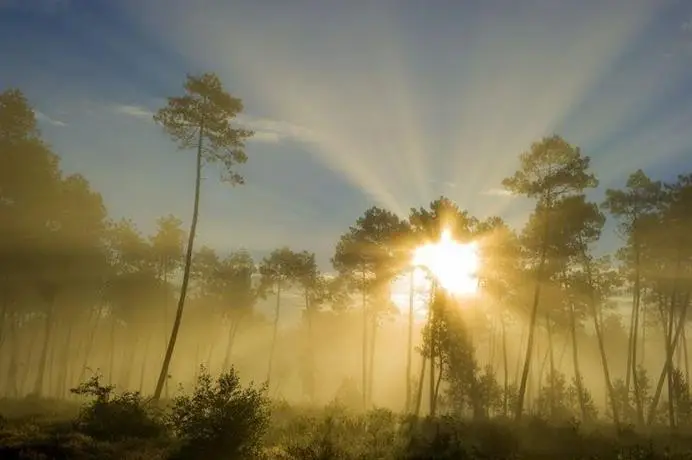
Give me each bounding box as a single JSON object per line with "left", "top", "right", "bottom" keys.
{"left": 111, "top": 103, "right": 316, "bottom": 145}
{"left": 34, "top": 110, "right": 67, "bottom": 127}
{"left": 113, "top": 104, "right": 153, "bottom": 120}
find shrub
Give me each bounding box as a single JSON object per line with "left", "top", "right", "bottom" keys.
{"left": 70, "top": 374, "right": 166, "bottom": 442}
{"left": 167, "top": 366, "right": 270, "bottom": 460}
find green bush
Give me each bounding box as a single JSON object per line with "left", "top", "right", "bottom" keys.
{"left": 167, "top": 366, "right": 270, "bottom": 460}
{"left": 70, "top": 374, "right": 166, "bottom": 442}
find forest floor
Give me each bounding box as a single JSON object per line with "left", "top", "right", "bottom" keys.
{"left": 2, "top": 396, "right": 692, "bottom": 460}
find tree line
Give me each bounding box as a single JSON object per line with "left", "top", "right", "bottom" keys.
{"left": 1, "top": 73, "right": 691, "bottom": 430}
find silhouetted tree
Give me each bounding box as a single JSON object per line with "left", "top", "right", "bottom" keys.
{"left": 502, "top": 135, "right": 597, "bottom": 421}
{"left": 332, "top": 206, "right": 410, "bottom": 408}
{"left": 602, "top": 169, "right": 662, "bottom": 426}
{"left": 152, "top": 73, "right": 253, "bottom": 400}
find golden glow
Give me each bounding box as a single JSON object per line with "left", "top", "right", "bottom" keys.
{"left": 412, "top": 228, "right": 479, "bottom": 296}
{"left": 390, "top": 267, "right": 432, "bottom": 320}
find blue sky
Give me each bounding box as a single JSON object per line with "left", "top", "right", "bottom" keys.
{"left": 2, "top": 0, "right": 692, "bottom": 269}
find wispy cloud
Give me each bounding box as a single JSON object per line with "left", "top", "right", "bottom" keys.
{"left": 113, "top": 104, "right": 154, "bottom": 120}
{"left": 236, "top": 114, "right": 317, "bottom": 144}
{"left": 34, "top": 110, "right": 67, "bottom": 127}
{"left": 481, "top": 188, "right": 515, "bottom": 198}
{"left": 111, "top": 103, "right": 316, "bottom": 144}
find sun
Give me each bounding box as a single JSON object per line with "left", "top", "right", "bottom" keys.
{"left": 412, "top": 228, "right": 479, "bottom": 296}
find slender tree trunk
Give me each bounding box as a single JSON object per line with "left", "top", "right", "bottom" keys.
{"left": 556, "top": 336, "right": 569, "bottom": 372}
{"left": 153, "top": 122, "right": 204, "bottom": 401}
{"left": 139, "top": 333, "right": 151, "bottom": 393}
{"left": 222, "top": 320, "right": 240, "bottom": 371}
{"left": 516, "top": 206, "right": 550, "bottom": 421}
{"left": 502, "top": 315, "right": 509, "bottom": 417}
{"left": 108, "top": 317, "right": 117, "bottom": 385}
{"left": 267, "top": 281, "right": 282, "bottom": 385}
{"left": 631, "top": 241, "right": 644, "bottom": 426}
{"left": 162, "top": 258, "right": 170, "bottom": 398}
{"left": 58, "top": 320, "right": 74, "bottom": 397}
{"left": 206, "top": 330, "right": 217, "bottom": 369}
{"left": 515, "top": 324, "right": 526, "bottom": 385}
{"left": 21, "top": 324, "right": 42, "bottom": 395}
{"left": 415, "top": 297, "right": 434, "bottom": 417}
{"left": 433, "top": 355, "right": 443, "bottom": 412}
{"left": 78, "top": 308, "right": 101, "bottom": 384}
{"left": 569, "top": 302, "right": 587, "bottom": 421}
{"left": 405, "top": 270, "right": 415, "bottom": 413}
{"left": 683, "top": 327, "right": 690, "bottom": 386}
{"left": 414, "top": 355, "right": 427, "bottom": 417}
{"left": 537, "top": 343, "right": 550, "bottom": 406}
{"left": 625, "top": 297, "right": 635, "bottom": 391}
{"left": 529, "top": 332, "right": 540, "bottom": 414}
{"left": 368, "top": 313, "right": 377, "bottom": 407}
{"left": 33, "top": 296, "right": 55, "bottom": 396}
{"left": 591, "top": 295, "right": 620, "bottom": 426}
{"left": 546, "top": 313, "right": 556, "bottom": 419}
{"left": 429, "top": 283, "right": 437, "bottom": 416}
{"left": 666, "top": 294, "right": 676, "bottom": 429}
{"left": 641, "top": 303, "right": 647, "bottom": 365}
{"left": 305, "top": 290, "right": 315, "bottom": 403}
{"left": 0, "top": 289, "right": 9, "bottom": 352}
{"left": 580, "top": 246, "right": 619, "bottom": 427}
{"left": 648, "top": 294, "right": 689, "bottom": 425}
{"left": 361, "top": 269, "right": 368, "bottom": 410}
{"left": 46, "top": 332, "right": 56, "bottom": 397}
{"left": 5, "top": 319, "right": 18, "bottom": 397}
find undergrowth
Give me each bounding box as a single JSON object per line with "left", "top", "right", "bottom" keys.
{"left": 2, "top": 372, "right": 692, "bottom": 459}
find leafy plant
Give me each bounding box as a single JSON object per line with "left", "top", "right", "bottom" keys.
{"left": 167, "top": 366, "right": 270, "bottom": 460}
{"left": 70, "top": 374, "right": 165, "bottom": 442}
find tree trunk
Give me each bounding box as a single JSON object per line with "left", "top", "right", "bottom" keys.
{"left": 501, "top": 315, "right": 509, "bottom": 417}
{"left": 78, "top": 307, "right": 101, "bottom": 384}
{"left": 139, "top": 333, "right": 151, "bottom": 393}
{"left": 222, "top": 320, "right": 240, "bottom": 371}
{"left": 361, "top": 269, "right": 368, "bottom": 410}
{"left": 368, "top": 312, "right": 377, "bottom": 407}
{"left": 630, "top": 240, "right": 644, "bottom": 426}
{"left": 683, "top": 327, "right": 690, "bottom": 386}
{"left": 267, "top": 281, "right": 282, "bottom": 385}
{"left": 515, "top": 324, "right": 526, "bottom": 385}
{"left": 429, "top": 283, "right": 437, "bottom": 416}
{"left": 666, "top": 294, "right": 676, "bottom": 429}
{"left": 433, "top": 355, "right": 443, "bottom": 413}
{"left": 21, "top": 323, "right": 42, "bottom": 395}
{"left": 569, "top": 302, "right": 587, "bottom": 421}
{"left": 153, "top": 122, "right": 204, "bottom": 401}
{"left": 305, "top": 289, "right": 315, "bottom": 403}
{"left": 580, "top": 246, "right": 619, "bottom": 427}
{"left": 58, "top": 320, "right": 74, "bottom": 397}
{"left": 108, "top": 317, "right": 117, "bottom": 385}
{"left": 546, "top": 313, "right": 556, "bottom": 419}
{"left": 414, "top": 355, "right": 427, "bottom": 417}
{"left": 162, "top": 257, "right": 170, "bottom": 397}
{"left": 647, "top": 293, "right": 689, "bottom": 426}
{"left": 589, "top": 292, "right": 619, "bottom": 426}
{"left": 33, "top": 296, "right": 55, "bottom": 396}
{"left": 405, "top": 270, "right": 415, "bottom": 413}
{"left": 5, "top": 319, "right": 18, "bottom": 397}
{"left": 515, "top": 208, "right": 550, "bottom": 421}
